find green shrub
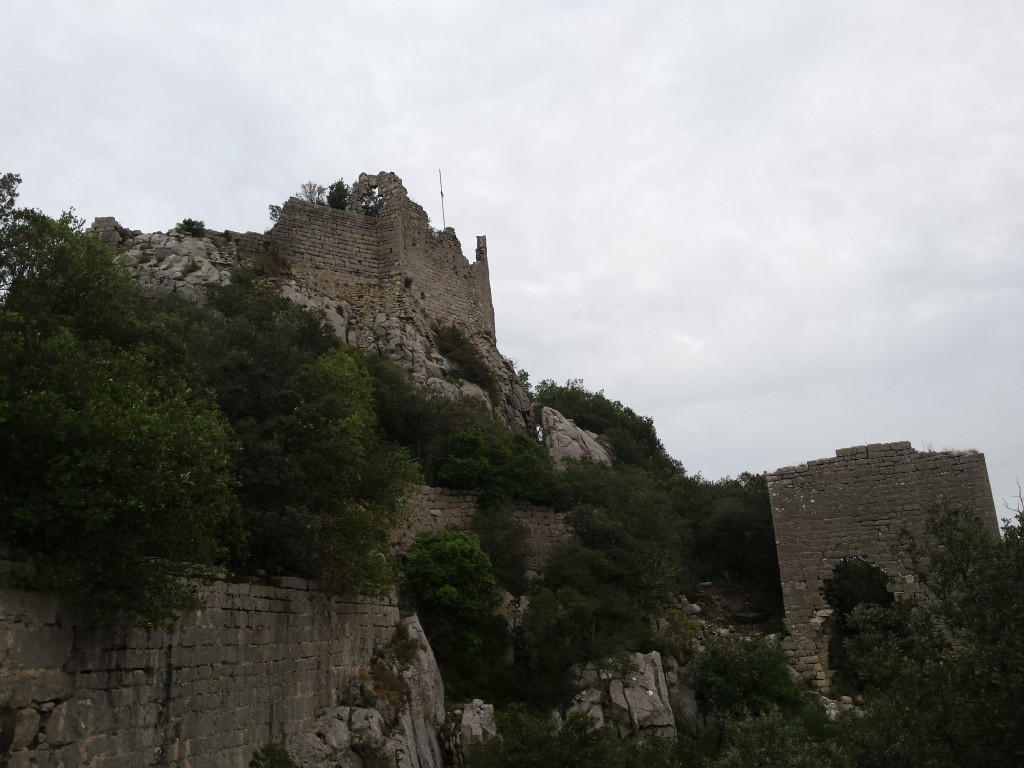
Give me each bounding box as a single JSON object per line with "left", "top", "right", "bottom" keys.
{"left": 693, "top": 636, "right": 807, "bottom": 724}
{"left": 474, "top": 508, "right": 530, "bottom": 595}
{"left": 249, "top": 743, "right": 295, "bottom": 768}
{"left": 327, "top": 178, "right": 350, "bottom": 210}
{"left": 405, "top": 530, "right": 499, "bottom": 624}
{"left": 403, "top": 530, "right": 519, "bottom": 700}
{"left": 1, "top": 188, "right": 239, "bottom": 627}
{"left": 434, "top": 323, "right": 499, "bottom": 402}
{"left": 177, "top": 218, "right": 205, "bottom": 237}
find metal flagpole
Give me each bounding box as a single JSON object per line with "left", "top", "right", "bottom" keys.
{"left": 438, "top": 169, "right": 446, "bottom": 229}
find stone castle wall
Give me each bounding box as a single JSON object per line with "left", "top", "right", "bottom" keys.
{"left": 767, "top": 441, "right": 999, "bottom": 689}
{"left": 0, "top": 581, "right": 399, "bottom": 768}
{"left": 266, "top": 172, "right": 495, "bottom": 345}
{"left": 397, "top": 486, "right": 571, "bottom": 574}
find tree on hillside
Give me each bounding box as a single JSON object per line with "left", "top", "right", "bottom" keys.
{"left": 176, "top": 274, "right": 420, "bottom": 593}
{"left": 0, "top": 173, "right": 239, "bottom": 626}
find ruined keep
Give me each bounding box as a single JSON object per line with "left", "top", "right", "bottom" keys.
{"left": 269, "top": 172, "right": 495, "bottom": 344}
{"left": 767, "top": 441, "right": 999, "bottom": 689}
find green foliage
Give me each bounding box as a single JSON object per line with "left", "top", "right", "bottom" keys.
{"left": 403, "top": 530, "right": 513, "bottom": 700}
{"left": 361, "top": 186, "right": 383, "bottom": 215}
{"left": 327, "top": 178, "right": 350, "bottom": 210}
{"left": 652, "top": 608, "right": 702, "bottom": 661}
{"left": 713, "top": 708, "right": 851, "bottom": 768}
{"left": 473, "top": 508, "right": 530, "bottom": 595}
{"left": 534, "top": 378, "right": 676, "bottom": 472}
{"left": 0, "top": 183, "right": 239, "bottom": 626}
{"left": 177, "top": 218, "right": 205, "bottom": 237}
{"left": 363, "top": 354, "right": 564, "bottom": 508}
{"left": 465, "top": 707, "right": 682, "bottom": 768}
{"left": 268, "top": 204, "right": 282, "bottom": 224}
{"left": 249, "top": 743, "right": 296, "bottom": 768}
{"left": 404, "top": 530, "right": 499, "bottom": 624}
{"left": 692, "top": 637, "right": 808, "bottom": 725}
{"left": 833, "top": 501, "right": 1024, "bottom": 768}
{"left": 558, "top": 462, "right": 696, "bottom": 609}
{"left": 178, "top": 278, "right": 419, "bottom": 592}
{"left": 690, "top": 473, "right": 782, "bottom": 611}
{"left": 515, "top": 587, "right": 601, "bottom": 704}
{"left": 823, "top": 558, "right": 893, "bottom": 693}
{"left": 434, "top": 323, "right": 499, "bottom": 402}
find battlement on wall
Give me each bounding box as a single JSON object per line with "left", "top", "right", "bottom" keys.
{"left": 270, "top": 171, "right": 495, "bottom": 341}
{"left": 768, "top": 441, "right": 999, "bottom": 690}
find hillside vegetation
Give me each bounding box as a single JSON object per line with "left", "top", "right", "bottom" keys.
{"left": 2, "top": 172, "right": 1021, "bottom": 766}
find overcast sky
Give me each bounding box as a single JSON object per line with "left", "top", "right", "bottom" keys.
{"left": 4, "top": 1, "right": 1022, "bottom": 520}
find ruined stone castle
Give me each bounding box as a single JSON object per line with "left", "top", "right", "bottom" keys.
{"left": 767, "top": 441, "right": 999, "bottom": 690}
{"left": 89, "top": 171, "right": 533, "bottom": 430}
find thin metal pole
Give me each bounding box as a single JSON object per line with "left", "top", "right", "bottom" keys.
{"left": 438, "top": 169, "right": 446, "bottom": 229}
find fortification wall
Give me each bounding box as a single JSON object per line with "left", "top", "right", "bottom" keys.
{"left": 0, "top": 581, "right": 398, "bottom": 768}
{"left": 265, "top": 173, "right": 495, "bottom": 344}
{"left": 397, "top": 486, "right": 571, "bottom": 574}
{"left": 767, "top": 441, "right": 998, "bottom": 690}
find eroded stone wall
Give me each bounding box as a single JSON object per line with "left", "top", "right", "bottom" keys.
{"left": 396, "top": 486, "right": 571, "bottom": 574}
{"left": 767, "top": 441, "right": 999, "bottom": 690}
{"left": 0, "top": 580, "right": 399, "bottom": 768}
{"left": 268, "top": 172, "right": 494, "bottom": 344}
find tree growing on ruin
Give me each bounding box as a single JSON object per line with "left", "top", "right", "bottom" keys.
{"left": 298, "top": 180, "right": 327, "bottom": 205}
{"left": 327, "top": 178, "right": 350, "bottom": 210}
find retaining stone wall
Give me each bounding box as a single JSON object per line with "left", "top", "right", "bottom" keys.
{"left": 397, "top": 486, "right": 571, "bottom": 573}
{"left": 767, "top": 441, "right": 998, "bottom": 689}
{"left": 0, "top": 580, "right": 399, "bottom": 768}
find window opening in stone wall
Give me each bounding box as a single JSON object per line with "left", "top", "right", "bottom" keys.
{"left": 361, "top": 186, "right": 383, "bottom": 216}
{"left": 822, "top": 557, "right": 894, "bottom": 695}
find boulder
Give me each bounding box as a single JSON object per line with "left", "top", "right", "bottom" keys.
{"left": 540, "top": 407, "right": 612, "bottom": 468}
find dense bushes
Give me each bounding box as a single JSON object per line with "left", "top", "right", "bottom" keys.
{"left": 171, "top": 275, "right": 420, "bottom": 592}
{"left": 402, "top": 531, "right": 515, "bottom": 700}
{"left": 0, "top": 177, "right": 239, "bottom": 625}
{"left": 363, "top": 352, "right": 564, "bottom": 509}
{"left": 0, "top": 175, "right": 420, "bottom": 622}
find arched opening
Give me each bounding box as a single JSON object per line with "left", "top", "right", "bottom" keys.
{"left": 823, "top": 557, "right": 893, "bottom": 693}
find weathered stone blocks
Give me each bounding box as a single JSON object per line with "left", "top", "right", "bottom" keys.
{"left": 768, "top": 442, "right": 999, "bottom": 689}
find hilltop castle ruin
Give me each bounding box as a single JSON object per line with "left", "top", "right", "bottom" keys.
{"left": 90, "top": 171, "right": 533, "bottom": 429}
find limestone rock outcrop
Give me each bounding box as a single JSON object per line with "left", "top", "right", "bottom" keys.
{"left": 441, "top": 699, "right": 498, "bottom": 765}
{"left": 568, "top": 651, "right": 676, "bottom": 739}
{"left": 290, "top": 614, "right": 446, "bottom": 768}
{"left": 116, "top": 231, "right": 234, "bottom": 302}
{"left": 541, "top": 406, "right": 613, "bottom": 467}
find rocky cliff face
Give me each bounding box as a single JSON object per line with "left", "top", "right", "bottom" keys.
{"left": 290, "top": 615, "right": 446, "bottom": 768}
{"left": 568, "top": 652, "right": 677, "bottom": 739}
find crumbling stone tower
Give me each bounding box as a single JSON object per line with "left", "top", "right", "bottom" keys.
{"left": 767, "top": 441, "right": 999, "bottom": 690}
{"left": 269, "top": 171, "right": 495, "bottom": 343}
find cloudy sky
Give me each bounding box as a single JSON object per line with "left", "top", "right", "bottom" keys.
{"left": 4, "top": 1, "right": 1022, "bottom": 519}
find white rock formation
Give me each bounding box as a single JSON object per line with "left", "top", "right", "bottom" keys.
{"left": 116, "top": 232, "right": 233, "bottom": 302}
{"left": 569, "top": 652, "right": 676, "bottom": 739}
{"left": 541, "top": 407, "right": 613, "bottom": 468}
